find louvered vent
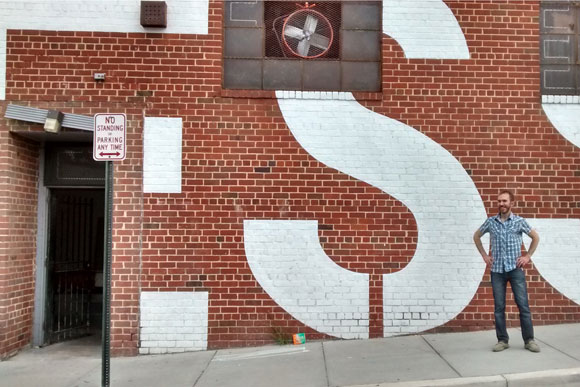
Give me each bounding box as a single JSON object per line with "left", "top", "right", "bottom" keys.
{"left": 141, "top": 1, "right": 167, "bottom": 28}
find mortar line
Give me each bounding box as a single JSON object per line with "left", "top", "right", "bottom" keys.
{"left": 192, "top": 350, "right": 217, "bottom": 387}
{"left": 420, "top": 335, "right": 463, "bottom": 378}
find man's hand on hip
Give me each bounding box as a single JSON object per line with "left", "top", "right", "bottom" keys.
{"left": 517, "top": 254, "right": 531, "bottom": 268}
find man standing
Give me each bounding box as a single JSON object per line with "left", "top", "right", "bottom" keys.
{"left": 473, "top": 190, "right": 541, "bottom": 352}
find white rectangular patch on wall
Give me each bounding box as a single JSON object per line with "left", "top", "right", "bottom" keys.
{"left": 143, "top": 117, "right": 182, "bottom": 193}
{"left": 140, "top": 291, "right": 209, "bottom": 355}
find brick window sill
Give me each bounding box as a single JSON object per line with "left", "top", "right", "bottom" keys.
{"left": 542, "top": 95, "right": 580, "bottom": 104}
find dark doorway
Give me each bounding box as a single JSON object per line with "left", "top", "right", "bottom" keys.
{"left": 39, "top": 143, "right": 106, "bottom": 346}
{"left": 46, "top": 188, "right": 104, "bottom": 344}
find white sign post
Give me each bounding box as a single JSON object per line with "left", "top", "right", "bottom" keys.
{"left": 93, "top": 113, "right": 126, "bottom": 161}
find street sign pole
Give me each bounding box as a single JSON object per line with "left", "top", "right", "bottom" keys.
{"left": 93, "top": 113, "right": 126, "bottom": 387}
{"left": 102, "top": 160, "right": 113, "bottom": 387}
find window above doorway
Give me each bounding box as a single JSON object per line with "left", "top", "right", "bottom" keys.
{"left": 44, "top": 144, "right": 105, "bottom": 187}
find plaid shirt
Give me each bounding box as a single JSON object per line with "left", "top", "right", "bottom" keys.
{"left": 478, "top": 213, "right": 533, "bottom": 273}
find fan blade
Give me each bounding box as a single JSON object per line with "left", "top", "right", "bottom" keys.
{"left": 297, "top": 39, "right": 311, "bottom": 56}
{"left": 304, "top": 14, "right": 319, "bottom": 35}
{"left": 309, "top": 33, "right": 330, "bottom": 50}
{"left": 284, "top": 25, "right": 305, "bottom": 40}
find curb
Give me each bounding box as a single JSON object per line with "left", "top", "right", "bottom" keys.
{"left": 346, "top": 367, "right": 580, "bottom": 387}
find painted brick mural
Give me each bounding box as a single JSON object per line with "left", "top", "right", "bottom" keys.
{"left": 1, "top": 0, "right": 580, "bottom": 358}
{"left": 140, "top": 291, "right": 209, "bottom": 354}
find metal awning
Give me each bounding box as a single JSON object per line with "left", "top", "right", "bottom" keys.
{"left": 4, "top": 104, "right": 94, "bottom": 142}
{"left": 4, "top": 104, "right": 93, "bottom": 131}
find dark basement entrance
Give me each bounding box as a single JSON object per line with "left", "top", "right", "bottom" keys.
{"left": 44, "top": 143, "right": 105, "bottom": 345}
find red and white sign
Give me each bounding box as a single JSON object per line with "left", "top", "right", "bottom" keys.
{"left": 93, "top": 113, "right": 126, "bottom": 161}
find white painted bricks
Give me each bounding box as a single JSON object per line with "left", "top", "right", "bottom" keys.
{"left": 140, "top": 291, "right": 208, "bottom": 355}
{"left": 276, "top": 91, "right": 355, "bottom": 101}
{"left": 0, "top": 0, "right": 210, "bottom": 99}
{"left": 244, "top": 220, "right": 370, "bottom": 339}
{"left": 542, "top": 95, "right": 580, "bottom": 104}
{"left": 542, "top": 104, "right": 580, "bottom": 149}
{"left": 526, "top": 219, "right": 580, "bottom": 305}
{"left": 383, "top": 0, "right": 469, "bottom": 59}
{"left": 275, "top": 91, "right": 486, "bottom": 337}
{"left": 540, "top": 103, "right": 580, "bottom": 302}
{"left": 143, "top": 117, "right": 183, "bottom": 193}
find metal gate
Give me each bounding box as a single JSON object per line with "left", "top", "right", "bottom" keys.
{"left": 47, "top": 189, "right": 104, "bottom": 344}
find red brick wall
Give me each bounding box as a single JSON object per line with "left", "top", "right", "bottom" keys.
{"left": 109, "top": 110, "right": 145, "bottom": 356}
{"left": 2, "top": 0, "right": 580, "bottom": 356}
{"left": 0, "top": 110, "right": 40, "bottom": 359}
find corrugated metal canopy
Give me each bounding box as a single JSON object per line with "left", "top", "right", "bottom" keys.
{"left": 4, "top": 104, "right": 93, "bottom": 131}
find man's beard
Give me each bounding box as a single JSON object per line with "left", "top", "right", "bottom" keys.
{"left": 499, "top": 205, "right": 510, "bottom": 213}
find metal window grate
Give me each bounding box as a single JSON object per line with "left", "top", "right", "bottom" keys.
{"left": 539, "top": 1, "right": 579, "bottom": 95}
{"left": 223, "top": 0, "right": 382, "bottom": 91}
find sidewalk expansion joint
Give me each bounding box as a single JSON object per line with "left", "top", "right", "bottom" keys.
{"left": 322, "top": 341, "right": 331, "bottom": 387}
{"left": 419, "top": 335, "right": 462, "bottom": 378}
{"left": 538, "top": 339, "right": 580, "bottom": 362}
{"left": 516, "top": 327, "right": 580, "bottom": 362}
{"left": 192, "top": 350, "right": 217, "bottom": 387}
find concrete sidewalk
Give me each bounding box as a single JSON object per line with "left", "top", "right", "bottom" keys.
{"left": 1, "top": 323, "right": 579, "bottom": 387}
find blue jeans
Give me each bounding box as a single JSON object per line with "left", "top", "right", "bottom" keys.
{"left": 491, "top": 268, "right": 534, "bottom": 343}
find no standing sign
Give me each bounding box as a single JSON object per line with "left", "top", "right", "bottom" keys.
{"left": 93, "top": 113, "right": 127, "bottom": 161}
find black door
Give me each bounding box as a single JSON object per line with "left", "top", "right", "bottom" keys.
{"left": 46, "top": 188, "right": 104, "bottom": 344}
